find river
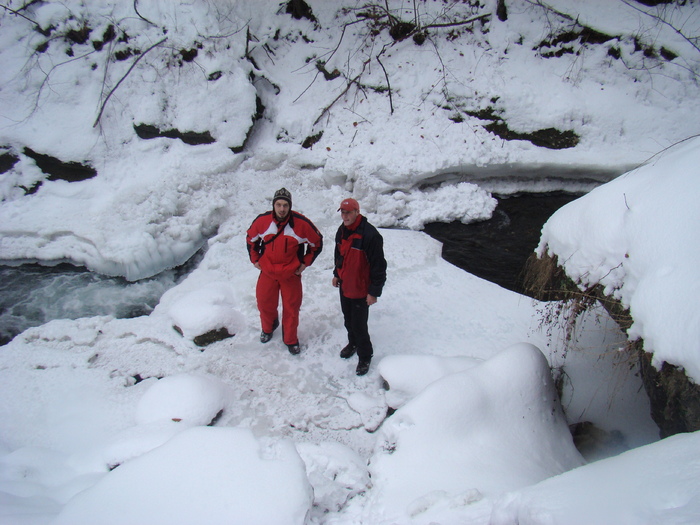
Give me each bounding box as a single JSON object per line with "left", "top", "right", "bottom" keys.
{"left": 0, "top": 251, "right": 203, "bottom": 346}
{"left": 0, "top": 192, "right": 579, "bottom": 345}
{"left": 423, "top": 191, "right": 581, "bottom": 295}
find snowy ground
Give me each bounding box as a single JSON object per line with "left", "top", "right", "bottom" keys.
{"left": 0, "top": 226, "right": 662, "bottom": 524}
{"left": 1, "top": 0, "right": 699, "bottom": 523}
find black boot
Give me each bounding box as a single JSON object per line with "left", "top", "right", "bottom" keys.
{"left": 340, "top": 344, "right": 356, "bottom": 359}
{"left": 260, "top": 318, "right": 279, "bottom": 343}
{"left": 356, "top": 359, "right": 371, "bottom": 376}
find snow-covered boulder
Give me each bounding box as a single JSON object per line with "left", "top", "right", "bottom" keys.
{"left": 362, "top": 343, "right": 583, "bottom": 522}
{"left": 378, "top": 354, "right": 482, "bottom": 410}
{"left": 54, "top": 427, "right": 313, "bottom": 525}
{"left": 167, "top": 283, "right": 244, "bottom": 347}
{"left": 135, "top": 373, "right": 231, "bottom": 426}
{"left": 296, "top": 441, "right": 371, "bottom": 514}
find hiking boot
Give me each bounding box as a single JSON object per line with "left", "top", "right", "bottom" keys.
{"left": 340, "top": 344, "right": 356, "bottom": 359}
{"left": 260, "top": 318, "right": 279, "bottom": 343}
{"left": 287, "top": 343, "right": 301, "bottom": 355}
{"left": 356, "top": 359, "right": 371, "bottom": 376}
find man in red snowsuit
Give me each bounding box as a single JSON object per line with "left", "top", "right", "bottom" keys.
{"left": 246, "top": 188, "right": 323, "bottom": 354}
{"left": 332, "top": 198, "right": 386, "bottom": 375}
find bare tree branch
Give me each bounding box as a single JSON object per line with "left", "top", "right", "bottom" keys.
{"left": 133, "top": 0, "right": 157, "bottom": 27}
{"left": 93, "top": 37, "right": 167, "bottom": 128}
{"left": 421, "top": 13, "right": 491, "bottom": 31}
{"left": 313, "top": 58, "right": 370, "bottom": 126}
{"left": 292, "top": 23, "right": 352, "bottom": 104}
{"left": 522, "top": 0, "right": 575, "bottom": 22}
{"left": 293, "top": 70, "right": 322, "bottom": 104}
{"left": 29, "top": 50, "right": 98, "bottom": 118}
{"left": 622, "top": 0, "right": 700, "bottom": 55}
{"left": 0, "top": 2, "right": 42, "bottom": 30}
{"left": 376, "top": 46, "right": 393, "bottom": 114}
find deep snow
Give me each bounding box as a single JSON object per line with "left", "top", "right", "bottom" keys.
{"left": 1, "top": 0, "right": 699, "bottom": 523}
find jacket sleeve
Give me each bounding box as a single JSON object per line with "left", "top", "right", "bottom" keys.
{"left": 296, "top": 214, "right": 324, "bottom": 267}
{"left": 333, "top": 226, "right": 342, "bottom": 278}
{"left": 366, "top": 227, "right": 387, "bottom": 298}
{"left": 246, "top": 214, "right": 265, "bottom": 264}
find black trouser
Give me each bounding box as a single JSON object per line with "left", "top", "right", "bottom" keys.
{"left": 339, "top": 291, "right": 373, "bottom": 361}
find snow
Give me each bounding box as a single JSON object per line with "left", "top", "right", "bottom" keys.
{"left": 54, "top": 427, "right": 313, "bottom": 525}
{"left": 361, "top": 343, "right": 584, "bottom": 523}
{"left": 539, "top": 136, "right": 700, "bottom": 381}
{"left": 0, "top": 0, "right": 699, "bottom": 523}
{"left": 134, "top": 373, "right": 231, "bottom": 426}
{"left": 490, "top": 431, "right": 700, "bottom": 525}
{"left": 166, "top": 282, "right": 245, "bottom": 343}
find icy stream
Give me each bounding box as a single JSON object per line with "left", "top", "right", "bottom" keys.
{"left": 0, "top": 192, "right": 577, "bottom": 345}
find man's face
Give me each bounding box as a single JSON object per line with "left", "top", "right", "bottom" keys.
{"left": 274, "top": 200, "right": 290, "bottom": 221}
{"left": 340, "top": 208, "right": 359, "bottom": 227}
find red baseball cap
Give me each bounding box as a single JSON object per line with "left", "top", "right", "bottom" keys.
{"left": 338, "top": 198, "right": 360, "bottom": 212}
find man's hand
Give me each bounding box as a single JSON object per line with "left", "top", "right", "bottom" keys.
{"left": 332, "top": 277, "right": 340, "bottom": 288}
{"left": 254, "top": 262, "right": 261, "bottom": 270}
{"left": 295, "top": 264, "right": 307, "bottom": 275}
{"left": 366, "top": 294, "right": 377, "bottom": 306}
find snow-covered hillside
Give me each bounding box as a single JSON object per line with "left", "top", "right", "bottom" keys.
{"left": 1, "top": 1, "right": 699, "bottom": 523}
{"left": 1, "top": 0, "right": 698, "bottom": 279}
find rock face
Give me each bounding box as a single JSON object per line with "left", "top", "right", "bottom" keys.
{"left": 595, "top": 287, "right": 700, "bottom": 439}
{"left": 525, "top": 254, "right": 700, "bottom": 440}
{"left": 23, "top": 147, "right": 97, "bottom": 182}
{"left": 133, "top": 123, "right": 215, "bottom": 146}
{"left": 638, "top": 344, "right": 700, "bottom": 438}
{"left": 598, "top": 292, "right": 700, "bottom": 439}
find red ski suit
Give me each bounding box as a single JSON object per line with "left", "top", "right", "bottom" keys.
{"left": 246, "top": 211, "right": 323, "bottom": 345}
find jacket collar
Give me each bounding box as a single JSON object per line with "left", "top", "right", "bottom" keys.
{"left": 274, "top": 211, "right": 292, "bottom": 227}
{"left": 345, "top": 214, "right": 363, "bottom": 232}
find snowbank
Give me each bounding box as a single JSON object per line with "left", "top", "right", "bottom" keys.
{"left": 361, "top": 344, "right": 583, "bottom": 523}
{"left": 54, "top": 427, "right": 313, "bottom": 525}
{"left": 491, "top": 430, "right": 700, "bottom": 525}
{"left": 1, "top": 0, "right": 699, "bottom": 523}
{"left": 539, "top": 136, "right": 700, "bottom": 380}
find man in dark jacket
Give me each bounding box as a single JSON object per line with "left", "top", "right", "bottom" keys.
{"left": 246, "top": 188, "right": 323, "bottom": 354}
{"left": 332, "top": 198, "right": 387, "bottom": 375}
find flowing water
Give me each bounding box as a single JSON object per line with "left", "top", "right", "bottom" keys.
{"left": 422, "top": 192, "right": 582, "bottom": 294}
{"left": 0, "top": 192, "right": 578, "bottom": 345}
{"left": 0, "top": 252, "right": 204, "bottom": 346}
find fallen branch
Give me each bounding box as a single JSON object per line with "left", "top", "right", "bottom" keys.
{"left": 421, "top": 12, "right": 491, "bottom": 31}
{"left": 522, "top": 0, "right": 575, "bottom": 22}
{"left": 93, "top": 37, "right": 167, "bottom": 128}
{"left": 313, "top": 58, "right": 370, "bottom": 126}
{"left": 0, "top": 2, "right": 42, "bottom": 29}
{"left": 622, "top": 0, "right": 700, "bottom": 55}
{"left": 133, "top": 0, "right": 157, "bottom": 27}
{"left": 376, "top": 47, "right": 393, "bottom": 114}
{"left": 352, "top": 5, "right": 490, "bottom": 40}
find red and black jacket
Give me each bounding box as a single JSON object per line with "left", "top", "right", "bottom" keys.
{"left": 247, "top": 211, "right": 323, "bottom": 277}
{"left": 334, "top": 215, "right": 386, "bottom": 299}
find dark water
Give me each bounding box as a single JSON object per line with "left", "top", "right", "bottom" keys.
{"left": 0, "top": 194, "right": 573, "bottom": 344}
{"left": 422, "top": 192, "right": 581, "bottom": 294}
